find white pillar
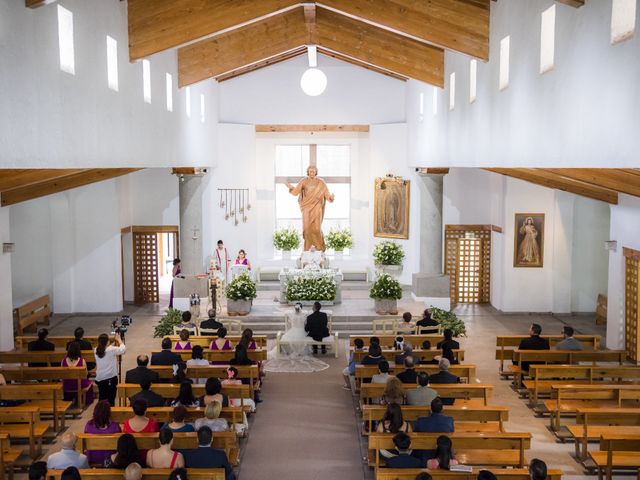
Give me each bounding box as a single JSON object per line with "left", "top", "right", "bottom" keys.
{"left": 178, "top": 174, "right": 206, "bottom": 275}
{"left": 0, "top": 207, "right": 15, "bottom": 351}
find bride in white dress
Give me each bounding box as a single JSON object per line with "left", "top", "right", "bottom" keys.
{"left": 263, "top": 303, "right": 329, "bottom": 373}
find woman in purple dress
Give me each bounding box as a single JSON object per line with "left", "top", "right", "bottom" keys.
{"left": 83, "top": 400, "right": 121, "bottom": 465}
{"left": 61, "top": 342, "right": 94, "bottom": 406}
{"left": 174, "top": 329, "right": 192, "bottom": 350}
{"left": 169, "top": 258, "right": 181, "bottom": 309}
{"left": 209, "top": 327, "right": 232, "bottom": 365}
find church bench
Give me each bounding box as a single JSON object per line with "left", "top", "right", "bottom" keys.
{"left": 46, "top": 469, "right": 225, "bottom": 480}
{"left": 14, "top": 296, "right": 50, "bottom": 335}
{"left": 0, "top": 407, "right": 48, "bottom": 458}
{"left": 350, "top": 334, "right": 444, "bottom": 348}
{"left": 355, "top": 365, "right": 476, "bottom": 385}
{"left": 14, "top": 335, "right": 115, "bottom": 350}
{"left": 368, "top": 432, "right": 531, "bottom": 468}
{"left": 588, "top": 434, "right": 640, "bottom": 480}
{"left": 362, "top": 405, "right": 509, "bottom": 434}
{"left": 495, "top": 335, "right": 601, "bottom": 374}
{"left": 110, "top": 406, "right": 243, "bottom": 428}
{"left": 543, "top": 384, "right": 640, "bottom": 431}
{"left": 166, "top": 335, "right": 267, "bottom": 348}
{"left": 353, "top": 349, "right": 465, "bottom": 363}
{"left": 0, "top": 384, "right": 69, "bottom": 432}
{"left": 117, "top": 383, "right": 251, "bottom": 409}
{"left": 151, "top": 349, "right": 267, "bottom": 363}
{"left": 0, "top": 432, "right": 22, "bottom": 480}
{"left": 375, "top": 468, "right": 563, "bottom": 480}
{"left": 567, "top": 407, "right": 640, "bottom": 460}
{"left": 275, "top": 330, "right": 339, "bottom": 358}
{"left": 524, "top": 365, "right": 640, "bottom": 406}
{"left": 0, "top": 351, "right": 122, "bottom": 380}
{"left": 147, "top": 365, "right": 259, "bottom": 398}
{"left": 76, "top": 431, "right": 239, "bottom": 466}
{"left": 360, "top": 383, "right": 492, "bottom": 406}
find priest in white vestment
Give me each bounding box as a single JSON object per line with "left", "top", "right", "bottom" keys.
{"left": 214, "top": 240, "right": 230, "bottom": 283}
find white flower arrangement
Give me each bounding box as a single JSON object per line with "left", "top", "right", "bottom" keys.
{"left": 273, "top": 227, "right": 301, "bottom": 251}
{"left": 226, "top": 273, "right": 257, "bottom": 300}
{"left": 369, "top": 273, "right": 403, "bottom": 300}
{"left": 284, "top": 273, "right": 337, "bottom": 301}
{"left": 373, "top": 240, "right": 405, "bottom": 266}
{"left": 326, "top": 228, "right": 353, "bottom": 251}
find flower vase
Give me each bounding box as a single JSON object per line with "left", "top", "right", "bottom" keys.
{"left": 334, "top": 250, "right": 344, "bottom": 260}
{"left": 374, "top": 298, "right": 398, "bottom": 315}
{"left": 379, "top": 264, "right": 403, "bottom": 276}
{"left": 227, "top": 299, "right": 252, "bottom": 316}
{"left": 282, "top": 250, "right": 292, "bottom": 260}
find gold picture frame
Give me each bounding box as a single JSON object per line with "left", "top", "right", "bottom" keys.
{"left": 513, "top": 213, "right": 545, "bottom": 268}
{"left": 374, "top": 175, "right": 410, "bottom": 239}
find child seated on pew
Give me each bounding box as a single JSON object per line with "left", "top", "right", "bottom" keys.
{"left": 342, "top": 338, "right": 364, "bottom": 390}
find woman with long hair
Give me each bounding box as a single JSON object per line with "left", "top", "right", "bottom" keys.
{"left": 382, "top": 377, "right": 405, "bottom": 405}
{"left": 427, "top": 435, "right": 458, "bottom": 470}
{"left": 239, "top": 328, "right": 256, "bottom": 350}
{"left": 83, "top": 400, "right": 121, "bottom": 465}
{"left": 376, "top": 403, "right": 412, "bottom": 433}
{"left": 61, "top": 341, "right": 94, "bottom": 405}
{"left": 171, "top": 381, "right": 199, "bottom": 407}
{"left": 94, "top": 332, "right": 125, "bottom": 406}
{"left": 104, "top": 433, "right": 143, "bottom": 468}
{"left": 169, "top": 258, "right": 181, "bottom": 308}
{"left": 172, "top": 362, "right": 192, "bottom": 384}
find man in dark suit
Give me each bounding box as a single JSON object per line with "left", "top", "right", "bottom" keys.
{"left": 305, "top": 302, "right": 329, "bottom": 354}
{"left": 182, "top": 426, "right": 235, "bottom": 480}
{"left": 200, "top": 309, "right": 224, "bottom": 331}
{"left": 150, "top": 338, "right": 182, "bottom": 366}
{"left": 128, "top": 380, "right": 165, "bottom": 407}
{"left": 415, "top": 309, "right": 439, "bottom": 333}
{"left": 517, "top": 323, "right": 550, "bottom": 372}
{"left": 28, "top": 328, "right": 55, "bottom": 367}
{"left": 428, "top": 358, "right": 460, "bottom": 405}
{"left": 385, "top": 433, "right": 424, "bottom": 468}
{"left": 125, "top": 355, "right": 160, "bottom": 385}
{"left": 414, "top": 397, "right": 455, "bottom": 433}
{"left": 396, "top": 356, "right": 418, "bottom": 384}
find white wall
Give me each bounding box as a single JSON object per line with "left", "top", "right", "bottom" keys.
{"left": 118, "top": 169, "right": 179, "bottom": 228}
{"left": 0, "top": 0, "right": 218, "bottom": 168}
{"left": 0, "top": 207, "right": 14, "bottom": 350}
{"left": 408, "top": 0, "right": 640, "bottom": 168}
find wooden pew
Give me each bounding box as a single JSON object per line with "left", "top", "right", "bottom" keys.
{"left": 350, "top": 335, "right": 444, "bottom": 349}
{"left": 47, "top": 469, "right": 225, "bottom": 480}
{"left": 495, "top": 334, "right": 601, "bottom": 374}
{"left": 110, "top": 406, "right": 243, "bottom": 428}
{"left": 567, "top": 407, "right": 640, "bottom": 459}
{"left": 0, "top": 367, "right": 91, "bottom": 408}
{"left": 0, "top": 351, "right": 122, "bottom": 380}
{"left": 360, "top": 383, "right": 493, "bottom": 406}
{"left": 0, "top": 384, "right": 69, "bottom": 432}
{"left": 368, "top": 432, "right": 531, "bottom": 468}
{"left": 147, "top": 365, "right": 259, "bottom": 398}
{"left": 355, "top": 365, "right": 476, "bottom": 385}
{"left": 361, "top": 405, "right": 509, "bottom": 434}
{"left": 117, "top": 384, "right": 251, "bottom": 409}
{"left": 525, "top": 365, "right": 640, "bottom": 406}
{"left": 14, "top": 296, "right": 50, "bottom": 335}
{"left": 353, "top": 349, "right": 465, "bottom": 363}
{"left": 544, "top": 384, "right": 640, "bottom": 431}
{"left": 0, "top": 407, "right": 48, "bottom": 458}
{"left": 376, "top": 468, "right": 563, "bottom": 480}
{"left": 14, "top": 335, "right": 114, "bottom": 350}
{"left": 589, "top": 434, "right": 640, "bottom": 480}
{"left": 76, "top": 432, "right": 239, "bottom": 465}
{"left": 166, "top": 335, "right": 267, "bottom": 348}
{"left": 151, "top": 349, "right": 267, "bottom": 363}
{"left": 0, "top": 432, "right": 21, "bottom": 480}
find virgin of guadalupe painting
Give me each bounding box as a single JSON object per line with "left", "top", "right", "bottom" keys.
{"left": 514, "top": 213, "right": 544, "bottom": 267}
{"left": 374, "top": 175, "right": 410, "bottom": 239}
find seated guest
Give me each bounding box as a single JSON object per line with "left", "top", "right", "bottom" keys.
{"left": 342, "top": 338, "right": 365, "bottom": 390}
{"left": 182, "top": 426, "right": 236, "bottom": 479}
{"left": 129, "top": 380, "right": 166, "bottom": 408}
{"left": 210, "top": 327, "right": 231, "bottom": 351}
{"left": 406, "top": 373, "right": 437, "bottom": 406}
{"left": 146, "top": 428, "right": 185, "bottom": 469}
{"left": 437, "top": 329, "right": 460, "bottom": 351}
{"left": 239, "top": 328, "right": 257, "bottom": 350}
{"left": 426, "top": 435, "right": 458, "bottom": 470}
{"left": 151, "top": 338, "right": 182, "bottom": 366}
{"left": 171, "top": 381, "right": 200, "bottom": 408}
{"left": 124, "top": 463, "right": 143, "bottom": 480}
{"left": 419, "top": 341, "right": 440, "bottom": 365}
{"left": 428, "top": 358, "right": 460, "bottom": 405}
{"left": 200, "top": 309, "right": 223, "bottom": 331}
{"left": 175, "top": 330, "right": 192, "bottom": 350}
{"left": 222, "top": 367, "right": 256, "bottom": 412}
{"left": 361, "top": 344, "right": 385, "bottom": 365}
{"left": 529, "top": 458, "right": 548, "bottom": 480}
{"left": 123, "top": 399, "right": 160, "bottom": 433}
{"left": 61, "top": 467, "right": 81, "bottom": 480}
{"left": 376, "top": 403, "right": 412, "bottom": 434}
{"left": 83, "top": 400, "right": 121, "bottom": 465}
{"left": 126, "top": 355, "right": 160, "bottom": 385}
{"left": 235, "top": 249, "right": 252, "bottom": 270}
{"left": 229, "top": 344, "right": 254, "bottom": 366}
{"left": 61, "top": 341, "right": 94, "bottom": 406}
{"left": 178, "top": 311, "right": 196, "bottom": 330}
{"left": 194, "top": 401, "right": 228, "bottom": 432}
{"left": 555, "top": 326, "right": 582, "bottom": 350}
{"left": 67, "top": 327, "right": 95, "bottom": 369}
{"left": 369, "top": 336, "right": 380, "bottom": 347}
{"left": 397, "top": 356, "right": 418, "bottom": 384}
{"left": 441, "top": 346, "right": 459, "bottom": 365}
{"left": 0, "top": 373, "right": 24, "bottom": 407}
{"left": 166, "top": 405, "right": 195, "bottom": 433}
{"left": 305, "top": 302, "right": 331, "bottom": 354}
{"left": 477, "top": 471, "right": 498, "bottom": 480}
{"left": 28, "top": 461, "right": 48, "bottom": 480}
{"left": 383, "top": 377, "right": 405, "bottom": 405}
{"left": 396, "top": 312, "right": 416, "bottom": 335}
{"left": 414, "top": 397, "right": 454, "bottom": 433}
{"left": 415, "top": 309, "right": 439, "bottom": 332}
{"left": 385, "top": 433, "right": 423, "bottom": 468}
{"left": 395, "top": 343, "right": 413, "bottom": 366}
{"left": 517, "top": 324, "right": 550, "bottom": 372}
{"left": 46, "top": 432, "right": 88, "bottom": 469}
{"left": 173, "top": 362, "right": 193, "bottom": 384}
{"left": 187, "top": 346, "right": 210, "bottom": 383}
{"left": 104, "top": 433, "right": 144, "bottom": 468}
{"left": 28, "top": 328, "right": 55, "bottom": 367}
{"left": 372, "top": 360, "right": 392, "bottom": 384}
{"left": 200, "top": 377, "right": 229, "bottom": 407}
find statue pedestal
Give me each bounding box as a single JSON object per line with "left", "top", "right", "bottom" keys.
{"left": 411, "top": 273, "right": 451, "bottom": 310}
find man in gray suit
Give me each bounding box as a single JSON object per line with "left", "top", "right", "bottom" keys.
{"left": 406, "top": 372, "right": 437, "bottom": 406}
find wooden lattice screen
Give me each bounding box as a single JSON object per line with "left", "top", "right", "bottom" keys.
{"left": 133, "top": 232, "right": 159, "bottom": 304}
{"left": 445, "top": 225, "right": 497, "bottom": 305}
{"left": 624, "top": 247, "right": 640, "bottom": 363}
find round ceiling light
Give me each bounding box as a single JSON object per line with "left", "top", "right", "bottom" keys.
{"left": 300, "top": 67, "right": 327, "bottom": 96}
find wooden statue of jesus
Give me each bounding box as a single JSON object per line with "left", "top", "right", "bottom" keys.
{"left": 286, "top": 165, "right": 335, "bottom": 251}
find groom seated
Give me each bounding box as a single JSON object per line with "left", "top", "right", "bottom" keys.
{"left": 300, "top": 245, "right": 327, "bottom": 269}
{"left": 305, "top": 302, "right": 333, "bottom": 354}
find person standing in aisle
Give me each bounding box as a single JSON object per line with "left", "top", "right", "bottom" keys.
{"left": 94, "top": 332, "right": 126, "bottom": 406}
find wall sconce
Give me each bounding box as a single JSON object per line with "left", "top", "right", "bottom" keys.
{"left": 2, "top": 243, "right": 15, "bottom": 254}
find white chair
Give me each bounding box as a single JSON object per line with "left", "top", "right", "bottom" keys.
{"left": 173, "top": 325, "right": 198, "bottom": 336}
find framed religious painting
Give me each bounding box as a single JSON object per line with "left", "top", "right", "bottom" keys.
{"left": 374, "top": 175, "right": 410, "bottom": 239}
{"left": 513, "top": 213, "right": 545, "bottom": 268}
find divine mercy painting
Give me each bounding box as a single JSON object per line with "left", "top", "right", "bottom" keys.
{"left": 374, "top": 175, "right": 410, "bottom": 239}
{"left": 513, "top": 213, "right": 544, "bottom": 268}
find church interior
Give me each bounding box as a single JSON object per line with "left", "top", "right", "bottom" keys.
{"left": 1, "top": 1, "right": 640, "bottom": 480}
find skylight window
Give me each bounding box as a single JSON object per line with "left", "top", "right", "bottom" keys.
{"left": 166, "top": 73, "right": 173, "bottom": 112}
{"left": 611, "top": 0, "right": 636, "bottom": 44}
{"left": 57, "top": 5, "right": 75, "bottom": 75}
{"left": 449, "top": 72, "right": 456, "bottom": 111}
{"left": 106, "top": 36, "right": 118, "bottom": 91}
{"left": 540, "top": 5, "right": 556, "bottom": 74}
{"left": 142, "top": 59, "right": 151, "bottom": 103}
{"left": 499, "top": 36, "right": 510, "bottom": 90}
{"left": 469, "top": 59, "right": 477, "bottom": 103}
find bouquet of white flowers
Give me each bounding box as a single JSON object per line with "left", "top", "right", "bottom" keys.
{"left": 326, "top": 228, "right": 353, "bottom": 251}
{"left": 369, "top": 273, "right": 403, "bottom": 300}
{"left": 273, "top": 227, "right": 301, "bottom": 251}
{"left": 226, "top": 273, "right": 257, "bottom": 300}
{"left": 285, "top": 274, "right": 337, "bottom": 301}
{"left": 373, "top": 240, "right": 405, "bottom": 266}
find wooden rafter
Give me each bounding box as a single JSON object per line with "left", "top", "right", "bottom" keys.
{"left": 556, "top": 0, "right": 585, "bottom": 7}
{"left": 0, "top": 169, "right": 85, "bottom": 192}
{"left": 316, "top": 47, "right": 408, "bottom": 81}
{"left": 539, "top": 168, "right": 640, "bottom": 198}
{"left": 25, "top": 0, "right": 55, "bottom": 8}
{"left": 255, "top": 124, "right": 369, "bottom": 132}
{"left": 216, "top": 47, "right": 308, "bottom": 82}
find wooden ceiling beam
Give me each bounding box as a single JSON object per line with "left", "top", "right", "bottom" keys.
{"left": 0, "top": 169, "right": 140, "bottom": 207}
{"left": 255, "top": 124, "right": 369, "bottom": 132}
{"left": 486, "top": 168, "right": 619, "bottom": 204}
{"left": 556, "top": 0, "right": 585, "bottom": 7}
{"left": 540, "top": 168, "right": 640, "bottom": 198}
{"left": 216, "top": 47, "right": 308, "bottom": 82}
{"left": 316, "top": 47, "right": 408, "bottom": 81}
{"left": 0, "top": 169, "right": 87, "bottom": 192}
{"left": 318, "top": 0, "right": 490, "bottom": 60}
{"left": 25, "top": 0, "right": 56, "bottom": 8}
{"left": 127, "top": 0, "right": 299, "bottom": 61}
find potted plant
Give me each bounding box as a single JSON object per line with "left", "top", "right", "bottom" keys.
{"left": 369, "top": 272, "right": 402, "bottom": 315}
{"left": 431, "top": 306, "right": 466, "bottom": 337}
{"left": 226, "top": 272, "right": 257, "bottom": 316}
{"left": 273, "top": 227, "right": 301, "bottom": 259}
{"left": 153, "top": 308, "right": 183, "bottom": 338}
{"left": 326, "top": 228, "right": 353, "bottom": 259}
{"left": 285, "top": 273, "right": 337, "bottom": 304}
{"left": 373, "top": 240, "right": 405, "bottom": 275}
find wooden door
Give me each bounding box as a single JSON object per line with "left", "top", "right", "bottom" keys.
{"left": 624, "top": 247, "right": 640, "bottom": 363}
{"left": 456, "top": 237, "right": 483, "bottom": 303}
{"left": 133, "top": 232, "right": 159, "bottom": 304}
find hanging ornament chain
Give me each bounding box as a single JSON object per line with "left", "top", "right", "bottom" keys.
{"left": 217, "top": 189, "right": 250, "bottom": 226}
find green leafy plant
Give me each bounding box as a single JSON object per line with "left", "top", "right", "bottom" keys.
{"left": 369, "top": 273, "right": 403, "bottom": 300}
{"left": 285, "top": 274, "right": 337, "bottom": 301}
{"left": 373, "top": 241, "right": 405, "bottom": 266}
{"left": 226, "top": 272, "right": 258, "bottom": 301}
{"left": 273, "top": 227, "right": 301, "bottom": 251}
{"left": 431, "top": 306, "right": 466, "bottom": 337}
{"left": 153, "top": 308, "right": 183, "bottom": 338}
{"left": 326, "top": 228, "right": 353, "bottom": 251}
